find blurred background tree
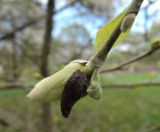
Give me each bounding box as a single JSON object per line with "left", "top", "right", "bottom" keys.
{"left": 0, "top": 0, "right": 160, "bottom": 132}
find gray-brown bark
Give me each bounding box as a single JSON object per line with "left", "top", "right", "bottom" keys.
{"left": 40, "top": 0, "right": 55, "bottom": 132}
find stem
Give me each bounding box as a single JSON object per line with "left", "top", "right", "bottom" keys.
{"left": 101, "top": 46, "right": 160, "bottom": 73}
{"left": 102, "top": 82, "right": 160, "bottom": 89}
{"left": 87, "top": 0, "right": 144, "bottom": 69}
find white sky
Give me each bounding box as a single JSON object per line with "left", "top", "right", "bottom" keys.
{"left": 40, "top": 0, "right": 47, "bottom": 4}
{"left": 39, "top": 0, "right": 160, "bottom": 37}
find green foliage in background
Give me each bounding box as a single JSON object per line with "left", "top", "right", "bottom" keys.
{"left": 1, "top": 72, "right": 160, "bottom": 132}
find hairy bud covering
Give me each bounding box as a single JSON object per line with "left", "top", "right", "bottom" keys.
{"left": 60, "top": 70, "right": 90, "bottom": 118}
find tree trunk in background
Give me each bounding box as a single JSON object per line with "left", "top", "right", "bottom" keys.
{"left": 40, "top": 0, "right": 55, "bottom": 132}
{"left": 41, "top": 103, "right": 53, "bottom": 132}
{"left": 40, "top": 0, "right": 55, "bottom": 76}
{"left": 11, "top": 20, "right": 20, "bottom": 82}
{"left": 11, "top": 39, "right": 19, "bottom": 81}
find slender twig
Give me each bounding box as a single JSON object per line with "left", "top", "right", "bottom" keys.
{"left": 1, "top": 82, "right": 160, "bottom": 90}
{"left": 57, "top": 0, "right": 81, "bottom": 13}
{"left": 0, "top": 118, "right": 9, "bottom": 126}
{"left": 101, "top": 45, "right": 160, "bottom": 73}
{"left": 87, "top": 0, "right": 144, "bottom": 69}
{"left": 0, "top": 16, "right": 45, "bottom": 41}
{"left": 0, "top": 83, "right": 32, "bottom": 90}
{"left": 102, "top": 82, "right": 160, "bottom": 89}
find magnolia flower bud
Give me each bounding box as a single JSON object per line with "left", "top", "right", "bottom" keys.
{"left": 27, "top": 59, "right": 90, "bottom": 103}
{"left": 121, "top": 13, "right": 136, "bottom": 33}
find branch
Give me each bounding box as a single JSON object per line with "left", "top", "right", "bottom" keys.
{"left": 57, "top": 0, "right": 81, "bottom": 13}
{"left": 0, "top": 83, "right": 32, "bottom": 90}
{"left": 0, "top": 118, "right": 9, "bottom": 126}
{"left": 87, "top": 0, "right": 144, "bottom": 69}
{"left": 102, "top": 82, "right": 160, "bottom": 89}
{"left": 0, "top": 16, "right": 45, "bottom": 41}
{"left": 1, "top": 82, "right": 160, "bottom": 90}
{"left": 0, "top": 0, "right": 80, "bottom": 41}
{"left": 101, "top": 45, "right": 160, "bottom": 73}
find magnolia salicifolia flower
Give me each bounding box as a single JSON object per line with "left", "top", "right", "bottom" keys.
{"left": 27, "top": 59, "right": 91, "bottom": 103}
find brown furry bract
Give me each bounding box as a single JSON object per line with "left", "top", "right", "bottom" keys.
{"left": 60, "top": 70, "right": 90, "bottom": 118}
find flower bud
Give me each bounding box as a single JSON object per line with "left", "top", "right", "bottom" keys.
{"left": 27, "top": 59, "right": 90, "bottom": 103}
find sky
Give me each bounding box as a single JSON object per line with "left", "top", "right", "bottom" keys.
{"left": 39, "top": 0, "right": 160, "bottom": 40}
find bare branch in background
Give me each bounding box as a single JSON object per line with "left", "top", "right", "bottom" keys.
{"left": 1, "top": 82, "right": 160, "bottom": 90}
{"left": 0, "top": 16, "right": 45, "bottom": 41}
{"left": 0, "top": 118, "right": 9, "bottom": 126}
{"left": 101, "top": 45, "right": 160, "bottom": 73}
{"left": 0, "top": 0, "right": 80, "bottom": 41}
{"left": 0, "top": 83, "right": 31, "bottom": 90}
{"left": 57, "top": 0, "right": 81, "bottom": 13}
{"left": 102, "top": 82, "right": 160, "bottom": 89}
